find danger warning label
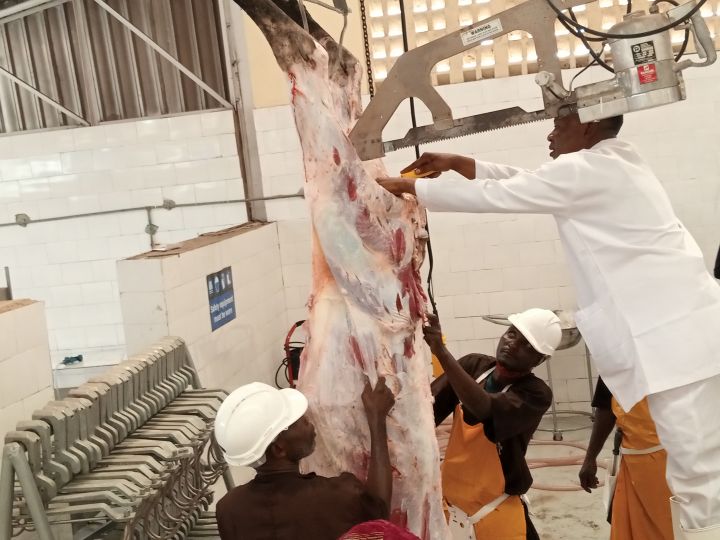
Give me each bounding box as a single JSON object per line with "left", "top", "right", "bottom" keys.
{"left": 460, "top": 19, "right": 503, "bottom": 46}
{"left": 637, "top": 63, "right": 658, "bottom": 84}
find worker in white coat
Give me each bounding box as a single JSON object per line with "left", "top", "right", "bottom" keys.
{"left": 377, "top": 113, "right": 720, "bottom": 540}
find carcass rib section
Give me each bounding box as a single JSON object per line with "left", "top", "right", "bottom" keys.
{"left": 234, "top": 2, "right": 449, "bottom": 536}
{"left": 293, "top": 54, "right": 447, "bottom": 540}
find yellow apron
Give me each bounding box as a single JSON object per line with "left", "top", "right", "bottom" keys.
{"left": 441, "top": 368, "right": 526, "bottom": 540}
{"left": 609, "top": 397, "right": 673, "bottom": 540}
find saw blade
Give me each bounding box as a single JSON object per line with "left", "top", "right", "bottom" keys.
{"left": 383, "top": 107, "right": 552, "bottom": 153}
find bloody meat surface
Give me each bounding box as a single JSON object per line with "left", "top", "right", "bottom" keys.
{"left": 234, "top": 1, "right": 449, "bottom": 537}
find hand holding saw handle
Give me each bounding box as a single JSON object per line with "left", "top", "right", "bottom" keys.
{"left": 379, "top": 152, "right": 475, "bottom": 196}
{"left": 401, "top": 153, "right": 476, "bottom": 180}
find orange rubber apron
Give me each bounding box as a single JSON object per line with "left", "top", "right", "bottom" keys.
{"left": 607, "top": 397, "right": 673, "bottom": 540}
{"left": 441, "top": 367, "right": 527, "bottom": 540}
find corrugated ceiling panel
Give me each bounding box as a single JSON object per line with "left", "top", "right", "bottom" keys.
{"left": 0, "top": 0, "right": 229, "bottom": 133}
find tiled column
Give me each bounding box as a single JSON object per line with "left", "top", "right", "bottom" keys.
{"left": 0, "top": 299, "right": 54, "bottom": 440}
{"left": 118, "top": 223, "right": 288, "bottom": 391}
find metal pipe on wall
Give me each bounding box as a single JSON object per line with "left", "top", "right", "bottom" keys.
{"left": 0, "top": 192, "right": 304, "bottom": 229}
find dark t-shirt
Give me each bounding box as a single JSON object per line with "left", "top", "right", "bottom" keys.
{"left": 591, "top": 377, "right": 615, "bottom": 416}
{"left": 591, "top": 377, "right": 612, "bottom": 409}
{"left": 432, "top": 354, "right": 553, "bottom": 495}
{"left": 216, "top": 471, "right": 387, "bottom": 540}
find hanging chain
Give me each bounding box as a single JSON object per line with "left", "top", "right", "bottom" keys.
{"left": 359, "top": 0, "right": 375, "bottom": 97}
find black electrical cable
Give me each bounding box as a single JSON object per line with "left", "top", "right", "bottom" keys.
{"left": 558, "top": 16, "right": 614, "bottom": 72}
{"left": 653, "top": 1, "right": 681, "bottom": 12}
{"left": 275, "top": 340, "right": 306, "bottom": 388}
{"left": 425, "top": 221, "right": 439, "bottom": 315}
{"left": 569, "top": 47, "right": 604, "bottom": 90}
{"left": 674, "top": 28, "right": 691, "bottom": 59}
{"left": 275, "top": 358, "right": 290, "bottom": 387}
{"left": 398, "top": 0, "right": 420, "bottom": 161}
{"left": 398, "top": 0, "right": 439, "bottom": 316}
{"left": 568, "top": 10, "right": 605, "bottom": 41}
{"left": 546, "top": 0, "right": 707, "bottom": 40}
{"left": 651, "top": 0, "right": 692, "bottom": 60}
{"left": 582, "top": 43, "right": 613, "bottom": 72}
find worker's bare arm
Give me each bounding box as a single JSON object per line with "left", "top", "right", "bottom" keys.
{"left": 579, "top": 407, "right": 616, "bottom": 492}
{"left": 362, "top": 376, "right": 395, "bottom": 516}
{"left": 424, "top": 315, "right": 492, "bottom": 420}
{"left": 432, "top": 355, "right": 485, "bottom": 425}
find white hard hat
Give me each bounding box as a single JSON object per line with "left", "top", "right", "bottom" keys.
{"left": 214, "top": 382, "right": 308, "bottom": 467}
{"left": 508, "top": 308, "right": 562, "bottom": 356}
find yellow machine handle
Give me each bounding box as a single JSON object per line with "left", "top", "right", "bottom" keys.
{"left": 401, "top": 169, "right": 438, "bottom": 179}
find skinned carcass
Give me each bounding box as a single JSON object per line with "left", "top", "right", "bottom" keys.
{"left": 234, "top": 1, "right": 449, "bottom": 538}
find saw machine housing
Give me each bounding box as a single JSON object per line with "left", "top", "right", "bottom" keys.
{"left": 349, "top": 0, "right": 716, "bottom": 160}
{"left": 576, "top": 2, "right": 716, "bottom": 121}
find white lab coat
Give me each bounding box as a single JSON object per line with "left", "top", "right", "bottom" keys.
{"left": 415, "top": 138, "right": 720, "bottom": 411}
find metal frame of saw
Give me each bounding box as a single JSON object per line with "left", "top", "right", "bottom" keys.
{"left": 350, "top": 0, "right": 594, "bottom": 160}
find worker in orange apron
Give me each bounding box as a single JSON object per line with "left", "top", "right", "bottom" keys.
{"left": 425, "top": 309, "right": 563, "bottom": 539}
{"left": 579, "top": 377, "right": 673, "bottom": 540}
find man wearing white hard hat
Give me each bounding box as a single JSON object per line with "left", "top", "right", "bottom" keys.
{"left": 424, "top": 309, "right": 562, "bottom": 540}
{"left": 214, "top": 377, "right": 395, "bottom": 540}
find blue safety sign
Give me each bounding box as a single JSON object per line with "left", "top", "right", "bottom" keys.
{"left": 207, "top": 266, "right": 236, "bottom": 331}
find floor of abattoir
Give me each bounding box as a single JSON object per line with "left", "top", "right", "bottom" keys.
{"left": 529, "top": 414, "right": 612, "bottom": 540}
{"left": 212, "top": 413, "right": 614, "bottom": 540}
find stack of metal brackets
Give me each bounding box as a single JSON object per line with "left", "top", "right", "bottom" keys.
{"left": 0, "top": 337, "right": 233, "bottom": 540}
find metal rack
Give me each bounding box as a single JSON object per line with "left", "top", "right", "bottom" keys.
{"left": 0, "top": 337, "right": 230, "bottom": 540}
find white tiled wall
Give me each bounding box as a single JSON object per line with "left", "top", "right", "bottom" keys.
{"left": 0, "top": 110, "right": 248, "bottom": 366}
{"left": 118, "top": 223, "right": 288, "bottom": 390}
{"left": 0, "top": 300, "right": 54, "bottom": 441}
{"left": 259, "top": 60, "right": 720, "bottom": 411}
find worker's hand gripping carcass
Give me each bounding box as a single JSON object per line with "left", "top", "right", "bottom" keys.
{"left": 214, "top": 379, "right": 402, "bottom": 538}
